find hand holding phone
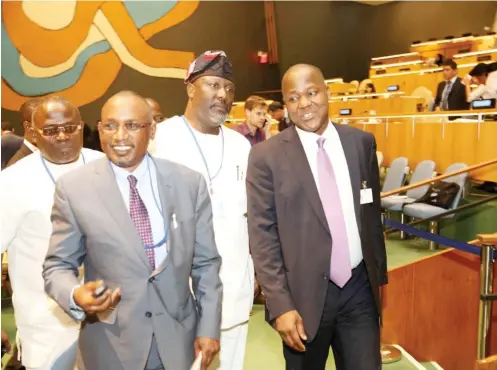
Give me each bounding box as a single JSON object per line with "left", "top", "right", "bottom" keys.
{"left": 94, "top": 284, "right": 109, "bottom": 298}
{"left": 74, "top": 281, "right": 120, "bottom": 314}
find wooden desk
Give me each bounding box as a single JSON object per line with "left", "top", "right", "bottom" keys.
{"left": 338, "top": 111, "right": 497, "bottom": 182}
{"left": 329, "top": 95, "right": 423, "bottom": 117}
{"left": 409, "top": 35, "right": 497, "bottom": 60}
{"left": 371, "top": 63, "right": 490, "bottom": 96}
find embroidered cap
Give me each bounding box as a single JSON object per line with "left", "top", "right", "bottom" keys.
{"left": 184, "top": 50, "right": 234, "bottom": 84}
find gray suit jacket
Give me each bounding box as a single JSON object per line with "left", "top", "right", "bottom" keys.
{"left": 246, "top": 124, "right": 387, "bottom": 340}
{"left": 43, "top": 157, "right": 222, "bottom": 370}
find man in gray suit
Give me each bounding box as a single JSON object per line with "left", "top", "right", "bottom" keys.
{"left": 43, "top": 91, "right": 222, "bottom": 370}
{"left": 247, "top": 64, "right": 387, "bottom": 370}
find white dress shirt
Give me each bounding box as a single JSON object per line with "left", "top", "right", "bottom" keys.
{"left": 23, "top": 138, "right": 37, "bottom": 152}
{"left": 110, "top": 156, "right": 167, "bottom": 266}
{"left": 469, "top": 70, "right": 497, "bottom": 101}
{"left": 296, "top": 122, "right": 363, "bottom": 268}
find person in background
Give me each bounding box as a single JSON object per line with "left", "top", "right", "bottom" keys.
{"left": 1, "top": 96, "right": 104, "bottom": 370}
{"left": 233, "top": 95, "right": 267, "bottom": 146}
{"left": 268, "top": 101, "right": 291, "bottom": 132}
{"left": 433, "top": 59, "right": 469, "bottom": 111}
{"left": 364, "top": 83, "right": 376, "bottom": 94}
{"left": 1, "top": 121, "right": 23, "bottom": 169}
{"left": 7, "top": 98, "right": 42, "bottom": 167}
{"left": 154, "top": 50, "right": 254, "bottom": 370}
{"left": 146, "top": 97, "right": 165, "bottom": 155}
{"left": 464, "top": 62, "right": 497, "bottom": 101}
{"left": 247, "top": 64, "right": 387, "bottom": 370}
{"left": 145, "top": 98, "right": 165, "bottom": 124}
{"left": 43, "top": 91, "right": 222, "bottom": 370}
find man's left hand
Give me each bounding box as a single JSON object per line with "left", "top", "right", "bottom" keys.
{"left": 194, "top": 336, "right": 220, "bottom": 370}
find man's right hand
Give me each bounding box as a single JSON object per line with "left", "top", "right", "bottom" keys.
{"left": 274, "top": 310, "right": 307, "bottom": 352}
{"left": 73, "top": 280, "right": 121, "bottom": 314}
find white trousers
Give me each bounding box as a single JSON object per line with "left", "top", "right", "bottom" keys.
{"left": 209, "top": 321, "right": 249, "bottom": 370}
{"left": 24, "top": 339, "right": 78, "bottom": 370}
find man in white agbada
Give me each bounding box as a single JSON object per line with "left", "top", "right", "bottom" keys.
{"left": 0, "top": 96, "right": 104, "bottom": 370}
{"left": 154, "top": 50, "right": 254, "bottom": 370}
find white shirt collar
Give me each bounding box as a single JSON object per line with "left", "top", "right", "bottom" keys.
{"left": 23, "top": 139, "right": 37, "bottom": 152}
{"left": 295, "top": 120, "right": 336, "bottom": 146}
{"left": 110, "top": 155, "right": 149, "bottom": 185}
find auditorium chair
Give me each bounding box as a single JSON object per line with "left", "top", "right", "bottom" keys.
{"left": 381, "top": 157, "right": 409, "bottom": 194}
{"left": 382, "top": 160, "right": 436, "bottom": 239}
{"left": 401, "top": 162, "right": 468, "bottom": 249}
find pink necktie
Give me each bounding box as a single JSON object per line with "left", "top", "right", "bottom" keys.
{"left": 316, "top": 137, "right": 352, "bottom": 288}
{"left": 128, "top": 175, "right": 155, "bottom": 269}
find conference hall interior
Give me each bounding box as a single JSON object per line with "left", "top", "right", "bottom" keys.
{"left": 1, "top": 1, "right": 497, "bottom": 370}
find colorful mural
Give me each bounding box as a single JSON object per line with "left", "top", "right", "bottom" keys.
{"left": 1, "top": 1, "right": 199, "bottom": 111}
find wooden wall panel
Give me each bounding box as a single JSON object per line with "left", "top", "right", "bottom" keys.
{"left": 382, "top": 249, "right": 497, "bottom": 370}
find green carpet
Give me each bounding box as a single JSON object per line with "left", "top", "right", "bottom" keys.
{"left": 245, "top": 304, "right": 423, "bottom": 369}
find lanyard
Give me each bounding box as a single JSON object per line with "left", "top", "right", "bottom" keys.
{"left": 40, "top": 152, "right": 86, "bottom": 184}
{"left": 181, "top": 116, "right": 224, "bottom": 194}
{"left": 108, "top": 154, "right": 169, "bottom": 250}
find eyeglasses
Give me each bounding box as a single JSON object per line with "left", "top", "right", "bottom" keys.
{"left": 32, "top": 123, "right": 82, "bottom": 137}
{"left": 99, "top": 121, "right": 151, "bottom": 133}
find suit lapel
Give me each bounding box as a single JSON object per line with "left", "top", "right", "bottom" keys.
{"left": 334, "top": 123, "right": 362, "bottom": 232}
{"left": 93, "top": 158, "right": 152, "bottom": 271}
{"left": 282, "top": 127, "right": 330, "bottom": 234}
{"left": 150, "top": 158, "right": 175, "bottom": 277}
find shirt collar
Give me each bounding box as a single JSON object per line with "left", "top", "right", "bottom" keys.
{"left": 110, "top": 155, "right": 149, "bottom": 185}
{"left": 295, "top": 120, "right": 336, "bottom": 146}
{"left": 24, "top": 139, "right": 37, "bottom": 152}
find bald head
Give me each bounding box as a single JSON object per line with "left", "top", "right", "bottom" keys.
{"left": 99, "top": 90, "right": 156, "bottom": 172}
{"left": 281, "top": 64, "right": 329, "bottom": 135}
{"left": 282, "top": 64, "right": 326, "bottom": 92}
{"left": 30, "top": 96, "right": 84, "bottom": 164}
{"left": 102, "top": 91, "right": 153, "bottom": 122}
{"left": 32, "top": 96, "right": 81, "bottom": 126}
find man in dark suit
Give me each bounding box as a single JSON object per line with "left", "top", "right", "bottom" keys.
{"left": 7, "top": 98, "right": 42, "bottom": 167}
{"left": 247, "top": 64, "right": 387, "bottom": 370}
{"left": 1, "top": 121, "right": 23, "bottom": 169}
{"left": 433, "top": 59, "right": 469, "bottom": 112}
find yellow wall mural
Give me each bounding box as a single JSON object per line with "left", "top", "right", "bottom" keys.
{"left": 1, "top": 1, "right": 199, "bottom": 111}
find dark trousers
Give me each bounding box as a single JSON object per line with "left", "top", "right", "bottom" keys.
{"left": 283, "top": 262, "right": 381, "bottom": 370}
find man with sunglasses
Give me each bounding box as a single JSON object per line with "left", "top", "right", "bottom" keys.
{"left": 154, "top": 50, "right": 254, "bottom": 370}
{"left": 0, "top": 96, "right": 104, "bottom": 370}
{"left": 43, "top": 91, "right": 222, "bottom": 370}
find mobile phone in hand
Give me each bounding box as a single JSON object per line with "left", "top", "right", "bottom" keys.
{"left": 94, "top": 284, "right": 108, "bottom": 298}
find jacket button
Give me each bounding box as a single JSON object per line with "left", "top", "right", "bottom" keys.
{"left": 323, "top": 274, "right": 329, "bottom": 280}
{"left": 148, "top": 277, "right": 155, "bottom": 283}
{"left": 145, "top": 311, "right": 152, "bottom": 318}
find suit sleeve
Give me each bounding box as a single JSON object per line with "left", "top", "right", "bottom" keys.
{"left": 434, "top": 83, "right": 442, "bottom": 108}
{"left": 246, "top": 147, "right": 295, "bottom": 322}
{"left": 191, "top": 174, "right": 222, "bottom": 340}
{"left": 368, "top": 136, "right": 388, "bottom": 285}
{"left": 42, "top": 178, "right": 86, "bottom": 316}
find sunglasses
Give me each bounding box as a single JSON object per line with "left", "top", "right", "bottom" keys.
{"left": 32, "top": 123, "right": 82, "bottom": 137}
